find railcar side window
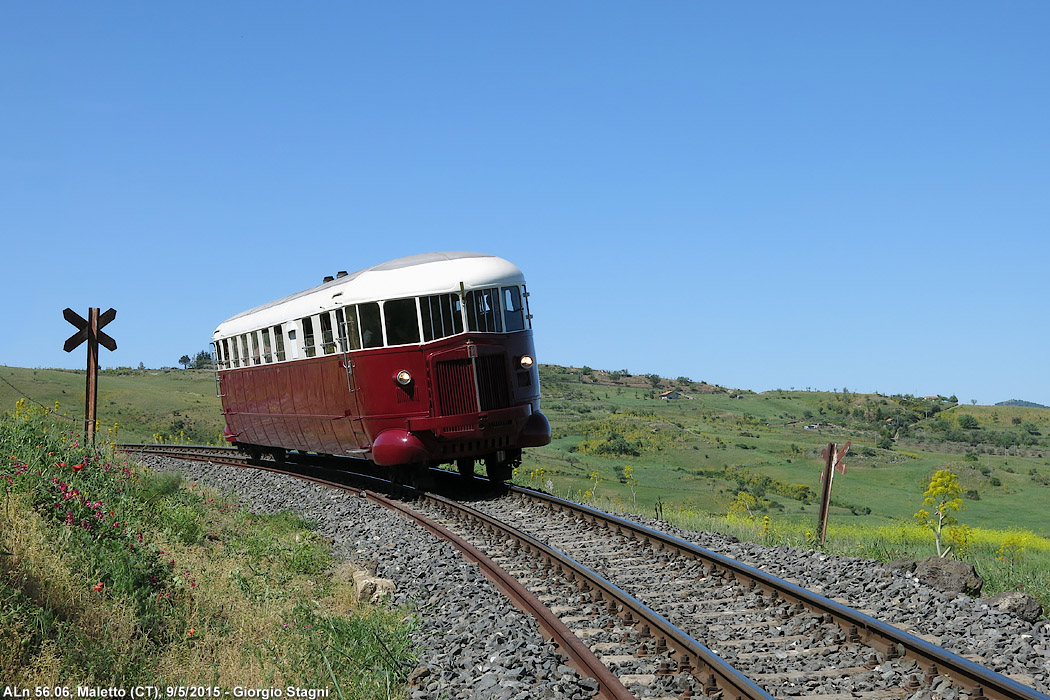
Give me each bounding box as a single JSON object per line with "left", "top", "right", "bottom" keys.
{"left": 274, "top": 326, "right": 286, "bottom": 361}
{"left": 339, "top": 307, "right": 361, "bottom": 351}
{"left": 247, "top": 333, "right": 260, "bottom": 367}
{"left": 260, "top": 328, "right": 273, "bottom": 363}
{"left": 359, "top": 303, "right": 383, "bottom": 348}
{"left": 240, "top": 335, "right": 251, "bottom": 366}
{"left": 466, "top": 288, "right": 503, "bottom": 333}
{"left": 502, "top": 286, "right": 526, "bottom": 332}
{"left": 229, "top": 337, "right": 240, "bottom": 368}
{"left": 421, "top": 293, "right": 464, "bottom": 341}
{"left": 522, "top": 285, "right": 531, "bottom": 329}
{"left": 384, "top": 298, "right": 421, "bottom": 346}
{"left": 319, "top": 313, "right": 336, "bottom": 354}
{"left": 302, "top": 317, "right": 316, "bottom": 357}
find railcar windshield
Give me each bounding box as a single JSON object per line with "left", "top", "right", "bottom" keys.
{"left": 421, "top": 293, "right": 464, "bottom": 341}
{"left": 502, "top": 286, "right": 526, "bottom": 332}
{"left": 465, "top": 288, "right": 502, "bottom": 333}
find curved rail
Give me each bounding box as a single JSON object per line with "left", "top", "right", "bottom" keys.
{"left": 121, "top": 445, "right": 1049, "bottom": 700}
{"left": 422, "top": 490, "right": 777, "bottom": 700}
{"left": 117, "top": 443, "right": 635, "bottom": 700}
{"left": 512, "top": 485, "right": 1049, "bottom": 700}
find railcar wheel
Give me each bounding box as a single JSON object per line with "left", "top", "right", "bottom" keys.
{"left": 484, "top": 449, "right": 520, "bottom": 482}
{"left": 457, "top": 458, "right": 475, "bottom": 479}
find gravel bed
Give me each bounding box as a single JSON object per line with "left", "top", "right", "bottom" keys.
{"left": 135, "top": 453, "right": 1050, "bottom": 698}
{"left": 618, "top": 509, "right": 1050, "bottom": 695}
{"left": 138, "top": 455, "right": 599, "bottom": 700}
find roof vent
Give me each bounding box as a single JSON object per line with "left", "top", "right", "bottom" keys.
{"left": 323, "top": 275, "right": 335, "bottom": 283}
{"left": 336, "top": 270, "right": 348, "bottom": 278}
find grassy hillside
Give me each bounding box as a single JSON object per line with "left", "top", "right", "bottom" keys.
{"left": 3, "top": 363, "right": 1048, "bottom": 536}
{"left": 522, "top": 366, "right": 1050, "bottom": 537}
{"left": 0, "top": 366, "right": 224, "bottom": 445}
{"left": 3, "top": 362, "right": 1048, "bottom": 609}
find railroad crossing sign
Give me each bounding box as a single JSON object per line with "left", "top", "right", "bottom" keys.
{"left": 63, "top": 307, "right": 117, "bottom": 444}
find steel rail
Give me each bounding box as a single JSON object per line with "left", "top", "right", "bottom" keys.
{"left": 512, "top": 485, "right": 1050, "bottom": 700}
{"left": 422, "top": 491, "right": 777, "bottom": 700}
{"left": 366, "top": 491, "right": 636, "bottom": 700}
{"left": 117, "top": 444, "right": 635, "bottom": 700}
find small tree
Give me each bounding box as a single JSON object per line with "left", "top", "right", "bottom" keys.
{"left": 622, "top": 465, "right": 638, "bottom": 507}
{"left": 914, "top": 469, "right": 965, "bottom": 557}
{"left": 728, "top": 491, "right": 759, "bottom": 520}
{"left": 178, "top": 354, "right": 192, "bottom": 369}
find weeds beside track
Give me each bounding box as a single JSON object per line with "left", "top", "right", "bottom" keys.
{"left": 0, "top": 401, "right": 414, "bottom": 695}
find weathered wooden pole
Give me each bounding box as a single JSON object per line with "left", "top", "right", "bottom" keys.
{"left": 816, "top": 442, "right": 835, "bottom": 545}
{"left": 63, "top": 307, "right": 117, "bottom": 444}
{"left": 816, "top": 440, "right": 850, "bottom": 545}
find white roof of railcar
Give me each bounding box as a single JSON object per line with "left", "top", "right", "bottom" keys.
{"left": 213, "top": 251, "right": 525, "bottom": 339}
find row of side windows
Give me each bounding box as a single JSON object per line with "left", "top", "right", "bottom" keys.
{"left": 213, "top": 286, "right": 530, "bottom": 369}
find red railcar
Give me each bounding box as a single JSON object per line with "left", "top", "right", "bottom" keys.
{"left": 211, "top": 252, "right": 550, "bottom": 480}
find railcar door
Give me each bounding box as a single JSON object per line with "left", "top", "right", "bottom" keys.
{"left": 336, "top": 308, "right": 368, "bottom": 452}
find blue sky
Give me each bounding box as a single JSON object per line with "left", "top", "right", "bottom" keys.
{"left": 2, "top": 2, "right": 1047, "bottom": 406}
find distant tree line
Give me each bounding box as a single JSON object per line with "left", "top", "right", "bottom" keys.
{"left": 178, "top": 351, "right": 214, "bottom": 370}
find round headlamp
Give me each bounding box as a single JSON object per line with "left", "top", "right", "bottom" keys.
{"left": 395, "top": 370, "right": 413, "bottom": 386}
{"left": 519, "top": 355, "right": 534, "bottom": 369}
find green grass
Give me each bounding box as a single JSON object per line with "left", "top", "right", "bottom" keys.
{"left": 4, "top": 362, "right": 1048, "bottom": 615}
{"left": 525, "top": 369, "right": 1050, "bottom": 537}
{"left": 0, "top": 366, "right": 224, "bottom": 444}
{"left": 0, "top": 402, "right": 414, "bottom": 693}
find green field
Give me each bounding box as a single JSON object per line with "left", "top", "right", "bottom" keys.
{"left": 3, "top": 363, "right": 1049, "bottom": 536}
{"left": 523, "top": 366, "right": 1050, "bottom": 537}
{"left": 2, "top": 362, "right": 1048, "bottom": 610}
{"left": 0, "top": 366, "right": 224, "bottom": 445}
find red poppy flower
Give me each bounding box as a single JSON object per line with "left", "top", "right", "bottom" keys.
{"left": 93, "top": 582, "right": 105, "bottom": 592}
{"left": 71, "top": 463, "right": 83, "bottom": 472}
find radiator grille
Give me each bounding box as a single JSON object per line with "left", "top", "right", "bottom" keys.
{"left": 435, "top": 353, "right": 511, "bottom": 416}
{"left": 436, "top": 358, "right": 476, "bottom": 416}
{"left": 476, "top": 354, "right": 511, "bottom": 411}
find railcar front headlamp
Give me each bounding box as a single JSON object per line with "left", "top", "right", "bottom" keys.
{"left": 519, "top": 355, "right": 534, "bottom": 369}
{"left": 395, "top": 370, "right": 413, "bottom": 386}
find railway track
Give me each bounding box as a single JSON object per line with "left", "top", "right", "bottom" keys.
{"left": 121, "top": 444, "right": 1050, "bottom": 700}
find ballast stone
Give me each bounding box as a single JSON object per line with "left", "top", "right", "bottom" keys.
{"left": 914, "top": 556, "right": 983, "bottom": 596}
{"left": 982, "top": 591, "right": 1044, "bottom": 624}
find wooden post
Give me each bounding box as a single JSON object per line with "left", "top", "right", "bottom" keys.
{"left": 63, "top": 307, "right": 117, "bottom": 445}
{"left": 817, "top": 442, "right": 834, "bottom": 545}
{"left": 816, "top": 440, "right": 850, "bottom": 546}
{"left": 85, "top": 307, "right": 99, "bottom": 444}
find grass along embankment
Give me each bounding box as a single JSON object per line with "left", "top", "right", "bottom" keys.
{"left": 0, "top": 365, "right": 224, "bottom": 445}
{"left": 0, "top": 401, "right": 413, "bottom": 693}
{"left": 3, "top": 362, "right": 1048, "bottom": 615}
